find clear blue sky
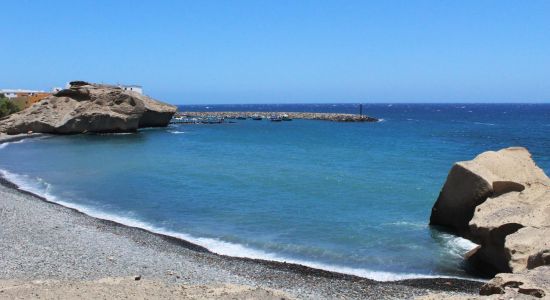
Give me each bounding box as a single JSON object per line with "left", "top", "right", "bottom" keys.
{"left": 1, "top": 0, "right": 549, "bottom": 104}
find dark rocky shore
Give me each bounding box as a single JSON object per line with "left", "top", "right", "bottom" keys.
{"left": 179, "top": 111, "right": 378, "bottom": 122}
{"left": 0, "top": 175, "right": 482, "bottom": 299}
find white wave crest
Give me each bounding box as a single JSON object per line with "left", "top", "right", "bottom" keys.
{"left": 97, "top": 132, "right": 135, "bottom": 136}
{"left": 383, "top": 221, "right": 427, "bottom": 229}
{"left": 440, "top": 233, "right": 478, "bottom": 259}
{"left": 473, "top": 122, "right": 495, "bottom": 126}
{"left": 0, "top": 139, "right": 28, "bottom": 149}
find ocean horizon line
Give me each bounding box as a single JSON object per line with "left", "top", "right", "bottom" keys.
{"left": 176, "top": 102, "right": 550, "bottom": 106}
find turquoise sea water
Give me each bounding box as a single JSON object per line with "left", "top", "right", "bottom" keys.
{"left": 1, "top": 104, "right": 549, "bottom": 280}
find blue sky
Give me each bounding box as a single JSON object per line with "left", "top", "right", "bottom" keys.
{"left": 1, "top": 1, "right": 549, "bottom": 104}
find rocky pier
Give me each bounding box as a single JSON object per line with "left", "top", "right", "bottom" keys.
{"left": 178, "top": 111, "right": 378, "bottom": 122}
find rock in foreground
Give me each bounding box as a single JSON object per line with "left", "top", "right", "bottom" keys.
{"left": 429, "top": 147, "right": 550, "bottom": 298}
{"left": 0, "top": 81, "right": 177, "bottom": 134}
{"left": 480, "top": 266, "right": 549, "bottom": 298}
{"left": 430, "top": 147, "right": 550, "bottom": 236}
{"left": 430, "top": 147, "right": 550, "bottom": 274}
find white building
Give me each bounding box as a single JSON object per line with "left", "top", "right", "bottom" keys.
{"left": 0, "top": 89, "right": 46, "bottom": 99}
{"left": 119, "top": 85, "right": 143, "bottom": 95}
{"left": 60, "top": 82, "right": 144, "bottom": 95}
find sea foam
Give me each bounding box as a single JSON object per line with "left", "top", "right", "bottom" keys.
{"left": 0, "top": 139, "right": 28, "bottom": 149}
{"left": 168, "top": 130, "right": 185, "bottom": 134}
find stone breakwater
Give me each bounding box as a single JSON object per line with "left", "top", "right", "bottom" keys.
{"left": 178, "top": 111, "right": 378, "bottom": 122}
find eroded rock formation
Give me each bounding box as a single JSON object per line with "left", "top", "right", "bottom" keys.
{"left": 480, "top": 266, "right": 549, "bottom": 299}
{"left": 0, "top": 81, "right": 176, "bottom": 134}
{"left": 429, "top": 147, "right": 550, "bottom": 298}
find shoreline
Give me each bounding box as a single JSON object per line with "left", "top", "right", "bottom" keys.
{"left": 0, "top": 136, "right": 482, "bottom": 299}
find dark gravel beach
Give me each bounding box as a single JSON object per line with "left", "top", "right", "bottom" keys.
{"left": 0, "top": 174, "right": 483, "bottom": 299}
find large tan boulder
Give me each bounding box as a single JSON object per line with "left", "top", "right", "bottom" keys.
{"left": 430, "top": 147, "right": 550, "bottom": 274}
{"left": 469, "top": 190, "right": 550, "bottom": 273}
{"left": 0, "top": 81, "right": 176, "bottom": 134}
{"left": 430, "top": 147, "right": 550, "bottom": 234}
{"left": 505, "top": 227, "right": 550, "bottom": 272}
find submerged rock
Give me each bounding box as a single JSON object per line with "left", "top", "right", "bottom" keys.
{"left": 0, "top": 81, "right": 176, "bottom": 134}
{"left": 429, "top": 147, "right": 550, "bottom": 298}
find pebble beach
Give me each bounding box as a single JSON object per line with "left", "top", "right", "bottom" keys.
{"left": 0, "top": 174, "right": 482, "bottom": 299}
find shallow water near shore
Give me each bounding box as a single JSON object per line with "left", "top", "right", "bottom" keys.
{"left": 1, "top": 104, "right": 549, "bottom": 281}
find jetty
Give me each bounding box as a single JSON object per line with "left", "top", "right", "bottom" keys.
{"left": 176, "top": 111, "right": 378, "bottom": 122}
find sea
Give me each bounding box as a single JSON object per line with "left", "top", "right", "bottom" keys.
{"left": 1, "top": 103, "right": 549, "bottom": 281}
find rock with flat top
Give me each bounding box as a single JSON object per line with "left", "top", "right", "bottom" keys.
{"left": 430, "top": 147, "right": 550, "bottom": 234}
{"left": 430, "top": 147, "right": 550, "bottom": 274}
{"left": 0, "top": 81, "right": 176, "bottom": 134}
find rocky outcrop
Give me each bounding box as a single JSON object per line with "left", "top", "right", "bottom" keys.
{"left": 430, "top": 147, "right": 550, "bottom": 235}
{"left": 430, "top": 147, "right": 550, "bottom": 274}
{"left": 429, "top": 147, "right": 550, "bottom": 298}
{"left": 0, "top": 81, "right": 176, "bottom": 134}
{"left": 468, "top": 189, "right": 550, "bottom": 273}
{"left": 480, "top": 266, "right": 549, "bottom": 298}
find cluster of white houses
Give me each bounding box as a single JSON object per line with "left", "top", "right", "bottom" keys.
{"left": 0, "top": 89, "right": 48, "bottom": 99}
{"left": 119, "top": 85, "right": 143, "bottom": 94}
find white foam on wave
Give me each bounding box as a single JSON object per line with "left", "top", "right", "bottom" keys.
{"left": 383, "top": 221, "right": 427, "bottom": 229}
{"left": 0, "top": 135, "right": 54, "bottom": 150}
{"left": 440, "top": 233, "right": 478, "bottom": 259}
{"left": 168, "top": 130, "right": 185, "bottom": 134}
{"left": 97, "top": 132, "right": 135, "bottom": 136}
{"left": 0, "top": 138, "right": 29, "bottom": 149}
{"left": 0, "top": 168, "right": 478, "bottom": 282}
{"left": 473, "top": 122, "right": 496, "bottom": 126}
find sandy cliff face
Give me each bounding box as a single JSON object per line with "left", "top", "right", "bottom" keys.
{"left": 429, "top": 147, "right": 550, "bottom": 298}
{"left": 0, "top": 81, "right": 176, "bottom": 134}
